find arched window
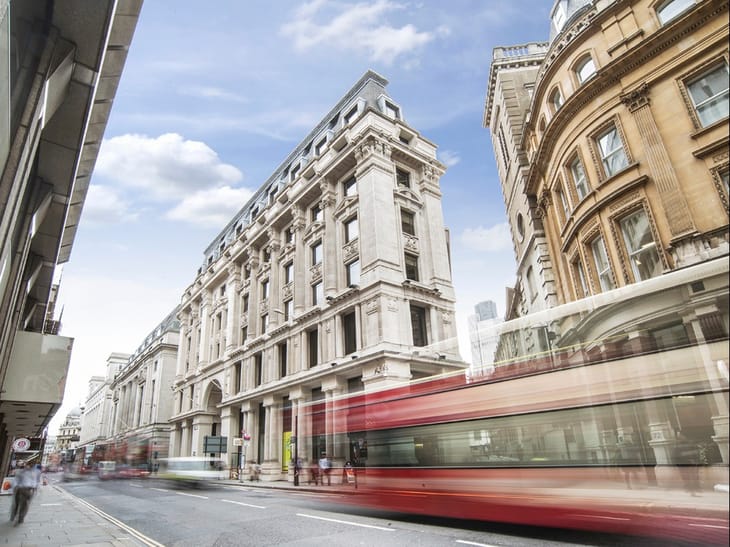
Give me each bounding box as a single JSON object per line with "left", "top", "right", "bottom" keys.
{"left": 575, "top": 55, "right": 596, "bottom": 84}
{"left": 550, "top": 87, "right": 564, "bottom": 112}
{"left": 656, "top": 0, "right": 694, "bottom": 25}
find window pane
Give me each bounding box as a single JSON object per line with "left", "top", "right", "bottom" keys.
{"left": 345, "top": 217, "right": 359, "bottom": 242}
{"left": 620, "top": 210, "right": 662, "bottom": 281}
{"left": 598, "top": 127, "right": 628, "bottom": 176}
{"left": 570, "top": 158, "right": 589, "bottom": 200}
{"left": 312, "top": 242, "right": 322, "bottom": 264}
{"left": 344, "top": 176, "right": 357, "bottom": 196}
{"left": 405, "top": 254, "right": 419, "bottom": 281}
{"left": 688, "top": 64, "right": 729, "bottom": 127}
{"left": 347, "top": 260, "right": 360, "bottom": 286}
{"left": 397, "top": 168, "right": 410, "bottom": 188}
{"left": 576, "top": 57, "right": 596, "bottom": 83}
{"left": 657, "top": 0, "right": 694, "bottom": 24}
{"left": 591, "top": 236, "right": 615, "bottom": 291}
{"left": 410, "top": 305, "right": 428, "bottom": 347}
{"left": 401, "top": 210, "right": 415, "bottom": 235}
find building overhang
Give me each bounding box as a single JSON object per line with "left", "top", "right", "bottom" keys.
{"left": 0, "top": 331, "right": 73, "bottom": 438}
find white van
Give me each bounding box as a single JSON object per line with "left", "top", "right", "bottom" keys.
{"left": 98, "top": 461, "right": 116, "bottom": 480}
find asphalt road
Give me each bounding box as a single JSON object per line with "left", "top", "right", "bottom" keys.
{"left": 57, "top": 477, "right": 699, "bottom": 547}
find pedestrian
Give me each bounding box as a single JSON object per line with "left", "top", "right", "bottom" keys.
{"left": 308, "top": 460, "right": 319, "bottom": 485}
{"left": 318, "top": 453, "right": 332, "bottom": 486}
{"left": 10, "top": 461, "right": 37, "bottom": 525}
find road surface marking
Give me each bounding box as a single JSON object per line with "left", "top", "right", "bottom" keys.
{"left": 129, "top": 483, "right": 143, "bottom": 488}
{"left": 456, "top": 541, "right": 500, "bottom": 547}
{"left": 70, "top": 495, "right": 164, "bottom": 547}
{"left": 688, "top": 523, "right": 728, "bottom": 529}
{"left": 151, "top": 487, "right": 170, "bottom": 492}
{"left": 177, "top": 492, "right": 208, "bottom": 499}
{"left": 221, "top": 499, "right": 266, "bottom": 509}
{"left": 40, "top": 503, "right": 63, "bottom": 506}
{"left": 297, "top": 513, "right": 395, "bottom": 532}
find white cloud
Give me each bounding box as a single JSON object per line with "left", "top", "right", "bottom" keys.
{"left": 439, "top": 150, "right": 460, "bottom": 167}
{"left": 166, "top": 185, "right": 254, "bottom": 228}
{"left": 460, "top": 223, "right": 512, "bottom": 252}
{"left": 95, "top": 133, "right": 244, "bottom": 201}
{"left": 82, "top": 185, "right": 139, "bottom": 224}
{"left": 178, "top": 85, "right": 249, "bottom": 103}
{"left": 281, "top": 0, "right": 434, "bottom": 65}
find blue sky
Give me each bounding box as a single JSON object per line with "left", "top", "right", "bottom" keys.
{"left": 50, "top": 0, "right": 552, "bottom": 432}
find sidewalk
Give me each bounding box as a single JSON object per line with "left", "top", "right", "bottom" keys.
{"left": 0, "top": 480, "right": 151, "bottom": 547}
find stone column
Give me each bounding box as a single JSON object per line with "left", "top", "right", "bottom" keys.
{"left": 191, "top": 415, "right": 214, "bottom": 457}
{"left": 225, "top": 264, "right": 242, "bottom": 352}
{"left": 168, "top": 426, "right": 179, "bottom": 458}
{"left": 220, "top": 406, "right": 237, "bottom": 469}
{"left": 321, "top": 180, "right": 338, "bottom": 297}
{"left": 180, "top": 422, "right": 190, "bottom": 457}
{"left": 620, "top": 84, "right": 696, "bottom": 249}
{"left": 246, "top": 256, "right": 261, "bottom": 339}
{"left": 292, "top": 207, "right": 306, "bottom": 314}
{"left": 176, "top": 310, "right": 190, "bottom": 376}
{"left": 267, "top": 234, "right": 283, "bottom": 328}
{"left": 198, "top": 291, "right": 211, "bottom": 367}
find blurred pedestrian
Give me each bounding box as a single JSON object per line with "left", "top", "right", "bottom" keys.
{"left": 318, "top": 453, "right": 332, "bottom": 486}
{"left": 308, "top": 460, "right": 319, "bottom": 485}
{"left": 10, "top": 461, "right": 36, "bottom": 525}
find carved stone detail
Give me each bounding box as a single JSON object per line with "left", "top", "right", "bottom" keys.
{"left": 365, "top": 298, "right": 379, "bottom": 314}
{"left": 619, "top": 82, "right": 650, "bottom": 112}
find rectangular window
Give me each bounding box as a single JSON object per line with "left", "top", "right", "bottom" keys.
{"left": 311, "top": 203, "right": 323, "bottom": 222}
{"left": 346, "top": 260, "right": 360, "bottom": 287}
{"left": 344, "top": 106, "right": 358, "bottom": 124}
{"left": 261, "top": 280, "right": 269, "bottom": 299}
{"left": 343, "top": 176, "right": 357, "bottom": 197}
{"left": 591, "top": 236, "right": 615, "bottom": 292}
{"left": 233, "top": 362, "right": 242, "bottom": 394}
{"left": 597, "top": 126, "right": 628, "bottom": 177}
{"left": 278, "top": 342, "right": 288, "bottom": 378}
{"left": 284, "top": 261, "right": 294, "bottom": 284}
{"left": 261, "top": 314, "right": 269, "bottom": 333}
{"left": 401, "top": 209, "right": 416, "bottom": 236}
{"left": 687, "top": 63, "right": 729, "bottom": 127}
{"left": 384, "top": 101, "right": 399, "bottom": 119}
{"left": 241, "top": 324, "right": 248, "bottom": 342}
{"left": 242, "top": 294, "right": 249, "bottom": 313}
{"left": 410, "top": 305, "right": 428, "bottom": 347}
{"left": 312, "top": 282, "right": 323, "bottom": 306}
{"left": 396, "top": 168, "right": 411, "bottom": 188}
{"left": 315, "top": 137, "right": 327, "bottom": 156}
{"left": 254, "top": 353, "right": 263, "bottom": 386}
{"left": 570, "top": 157, "right": 590, "bottom": 200}
{"left": 284, "top": 227, "right": 294, "bottom": 244}
{"left": 620, "top": 209, "right": 662, "bottom": 281}
{"left": 345, "top": 217, "right": 359, "bottom": 242}
{"left": 311, "top": 241, "right": 322, "bottom": 265}
{"left": 307, "top": 329, "right": 318, "bottom": 368}
{"left": 405, "top": 253, "right": 419, "bottom": 281}
{"left": 573, "top": 257, "right": 590, "bottom": 299}
{"left": 343, "top": 311, "right": 357, "bottom": 355}
{"left": 557, "top": 184, "right": 571, "bottom": 222}
{"left": 284, "top": 299, "right": 294, "bottom": 321}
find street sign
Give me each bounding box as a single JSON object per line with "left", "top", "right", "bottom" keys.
{"left": 12, "top": 438, "right": 30, "bottom": 451}
{"left": 203, "top": 435, "right": 228, "bottom": 453}
{"left": 233, "top": 437, "right": 243, "bottom": 446}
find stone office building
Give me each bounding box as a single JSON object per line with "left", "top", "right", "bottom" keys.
{"left": 169, "top": 71, "right": 466, "bottom": 480}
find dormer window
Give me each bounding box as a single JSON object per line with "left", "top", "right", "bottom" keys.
{"left": 290, "top": 163, "right": 300, "bottom": 181}
{"left": 344, "top": 106, "right": 358, "bottom": 125}
{"left": 575, "top": 55, "right": 596, "bottom": 84}
{"left": 384, "top": 101, "right": 399, "bottom": 119}
{"left": 315, "top": 137, "right": 327, "bottom": 156}
{"left": 551, "top": 1, "right": 567, "bottom": 34}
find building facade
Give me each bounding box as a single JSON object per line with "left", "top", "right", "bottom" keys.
{"left": 0, "top": 0, "right": 142, "bottom": 474}
{"left": 169, "top": 71, "right": 466, "bottom": 480}
{"left": 107, "top": 308, "right": 180, "bottom": 468}
{"left": 484, "top": 0, "right": 728, "bottom": 467}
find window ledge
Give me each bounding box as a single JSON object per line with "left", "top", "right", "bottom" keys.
{"left": 690, "top": 117, "right": 729, "bottom": 140}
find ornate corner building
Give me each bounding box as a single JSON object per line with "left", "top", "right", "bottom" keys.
{"left": 169, "top": 71, "right": 466, "bottom": 479}
{"left": 0, "top": 0, "right": 142, "bottom": 475}
{"left": 485, "top": 0, "right": 728, "bottom": 466}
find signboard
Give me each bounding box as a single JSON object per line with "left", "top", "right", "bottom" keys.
{"left": 12, "top": 438, "right": 30, "bottom": 451}
{"left": 233, "top": 438, "right": 243, "bottom": 446}
{"left": 203, "top": 436, "right": 227, "bottom": 453}
{"left": 1, "top": 477, "right": 14, "bottom": 495}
